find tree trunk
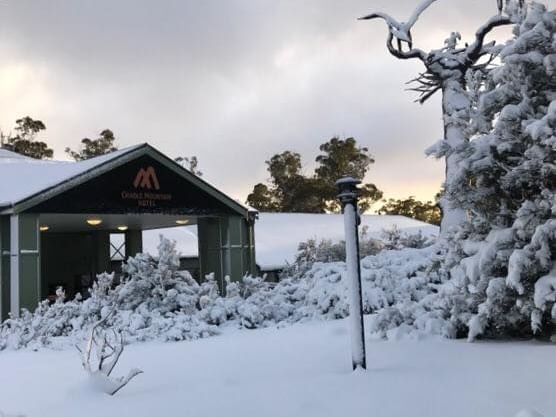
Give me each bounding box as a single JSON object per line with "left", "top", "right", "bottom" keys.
{"left": 440, "top": 78, "right": 469, "bottom": 233}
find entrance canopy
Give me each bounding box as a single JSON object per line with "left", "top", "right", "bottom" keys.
{"left": 0, "top": 144, "right": 257, "bottom": 319}
{"left": 0, "top": 144, "right": 249, "bottom": 217}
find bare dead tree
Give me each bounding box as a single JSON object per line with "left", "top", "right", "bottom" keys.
{"left": 360, "top": 0, "right": 522, "bottom": 232}
{"left": 77, "top": 309, "right": 143, "bottom": 395}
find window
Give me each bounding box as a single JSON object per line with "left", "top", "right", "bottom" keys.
{"left": 110, "top": 233, "right": 126, "bottom": 261}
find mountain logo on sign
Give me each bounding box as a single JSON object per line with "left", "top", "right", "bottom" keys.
{"left": 133, "top": 166, "right": 160, "bottom": 190}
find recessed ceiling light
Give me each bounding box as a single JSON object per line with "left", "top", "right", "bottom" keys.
{"left": 39, "top": 225, "right": 49, "bottom": 232}
{"left": 86, "top": 219, "right": 102, "bottom": 226}
{"left": 175, "top": 219, "right": 189, "bottom": 225}
{"left": 117, "top": 225, "right": 128, "bottom": 231}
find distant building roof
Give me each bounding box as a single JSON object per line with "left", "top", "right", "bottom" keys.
{"left": 143, "top": 212, "right": 439, "bottom": 271}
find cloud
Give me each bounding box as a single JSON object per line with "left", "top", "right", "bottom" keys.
{"left": 2, "top": 0, "right": 551, "bottom": 203}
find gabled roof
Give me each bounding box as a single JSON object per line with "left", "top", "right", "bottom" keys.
{"left": 0, "top": 143, "right": 251, "bottom": 218}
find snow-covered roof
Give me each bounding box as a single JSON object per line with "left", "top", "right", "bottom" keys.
{"left": 0, "top": 148, "right": 32, "bottom": 160}
{"left": 143, "top": 212, "right": 439, "bottom": 270}
{"left": 0, "top": 144, "right": 251, "bottom": 218}
{"left": 0, "top": 144, "right": 143, "bottom": 208}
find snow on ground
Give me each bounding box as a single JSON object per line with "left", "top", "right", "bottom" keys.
{"left": 0, "top": 319, "right": 553, "bottom": 417}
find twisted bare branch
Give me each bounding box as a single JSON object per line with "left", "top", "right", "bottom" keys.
{"left": 360, "top": 0, "right": 436, "bottom": 55}
{"left": 77, "top": 307, "right": 142, "bottom": 396}
{"left": 386, "top": 33, "right": 426, "bottom": 61}
{"left": 465, "top": 15, "right": 512, "bottom": 62}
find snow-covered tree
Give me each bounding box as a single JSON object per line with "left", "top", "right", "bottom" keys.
{"left": 360, "top": 0, "right": 521, "bottom": 232}
{"left": 442, "top": 2, "right": 555, "bottom": 340}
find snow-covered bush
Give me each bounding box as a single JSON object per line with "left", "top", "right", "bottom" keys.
{"left": 287, "top": 228, "right": 383, "bottom": 277}
{"left": 380, "top": 225, "right": 435, "bottom": 250}
{"left": 0, "top": 287, "right": 91, "bottom": 350}
{"left": 0, "top": 237, "right": 221, "bottom": 349}
{"left": 0, "top": 231, "right": 448, "bottom": 349}
{"left": 283, "top": 225, "right": 432, "bottom": 280}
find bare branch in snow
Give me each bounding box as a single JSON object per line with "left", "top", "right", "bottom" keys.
{"left": 384, "top": 33, "right": 426, "bottom": 61}
{"left": 359, "top": 0, "right": 436, "bottom": 54}
{"left": 465, "top": 15, "right": 512, "bottom": 62}
{"left": 78, "top": 309, "right": 143, "bottom": 395}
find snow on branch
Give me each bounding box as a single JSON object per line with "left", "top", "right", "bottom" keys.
{"left": 360, "top": 0, "right": 518, "bottom": 104}
{"left": 359, "top": 0, "right": 436, "bottom": 60}
{"left": 77, "top": 308, "right": 143, "bottom": 396}
{"left": 465, "top": 14, "right": 513, "bottom": 62}
{"left": 385, "top": 33, "right": 426, "bottom": 62}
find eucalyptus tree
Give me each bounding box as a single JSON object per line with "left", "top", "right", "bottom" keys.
{"left": 360, "top": 0, "right": 523, "bottom": 232}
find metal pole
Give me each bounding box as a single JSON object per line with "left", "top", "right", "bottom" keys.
{"left": 336, "top": 176, "right": 366, "bottom": 370}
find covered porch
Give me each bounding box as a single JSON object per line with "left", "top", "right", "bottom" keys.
{"left": 0, "top": 144, "right": 256, "bottom": 319}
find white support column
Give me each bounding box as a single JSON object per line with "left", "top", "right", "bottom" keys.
{"left": 10, "top": 214, "right": 19, "bottom": 317}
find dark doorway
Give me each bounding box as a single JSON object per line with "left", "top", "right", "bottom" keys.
{"left": 40, "top": 232, "right": 97, "bottom": 301}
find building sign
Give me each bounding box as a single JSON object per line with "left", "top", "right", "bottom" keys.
{"left": 29, "top": 154, "right": 236, "bottom": 216}
{"left": 121, "top": 166, "right": 172, "bottom": 208}
{"left": 133, "top": 166, "right": 160, "bottom": 190}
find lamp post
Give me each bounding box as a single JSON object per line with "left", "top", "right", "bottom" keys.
{"left": 336, "top": 176, "right": 366, "bottom": 370}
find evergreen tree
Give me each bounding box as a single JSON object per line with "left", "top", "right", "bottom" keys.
{"left": 378, "top": 196, "right": 441, "bottom": 226}
{"left": 246, "top": 183, "right": 279, "bottom": 211}
{"left": 266, "top": 151, "right": 324, "bottom": 212}
{"left": 441, "top": 2, "right": 556, "bottom": 340}
{"left": 315, "top": 137, "right": 382, "bottom": 212}
{"left": 1, "top": 116, "right": 53, "bottom": 159}
{"left": 246, "top": 137, "right": 382, "bottom": 213}
{"left": 247, "top": 150, "right": 324, "bottom": 213}
{"left": 65, "top": 129, "right": 118, "bottom": 160}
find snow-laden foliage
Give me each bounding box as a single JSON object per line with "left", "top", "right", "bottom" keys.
{"left": 346, "top": 1, "right": 556, "bottom": 342}
{"left": 0, "top": 238, "right": 220, "bottom": 350}
{"left": 436, "top": 3, "right": 556, "bottom": 340}
{"left": 283, "top": 225, "right": 433, "bottom": 279}
{"left": 0, "top": 232, "right": 444, "bottom": 350}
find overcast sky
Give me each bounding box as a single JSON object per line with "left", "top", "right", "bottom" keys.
{"left": 1, "top": 0, "right": 554, "bottom": 208}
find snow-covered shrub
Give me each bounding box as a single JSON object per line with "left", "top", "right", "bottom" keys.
{"left": 277, "top": 243, "right": 449, "bottom": 331}
{"left": 0, "top": 229, "right": 451, "bottom": 349}
{"left": 0, "top": 237, "right": 222, "bottom": 349}
{"left": 380, "top": 225, "right": 435, "bottom": 250}
{"left": 288, "top": 231, "right": 383, "bottom": 277}
{"left": 283, "top": 225, "right": 432, "bottom": 280}
{"left": 0, "top": 287, "right": 89, "bottom": 350}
